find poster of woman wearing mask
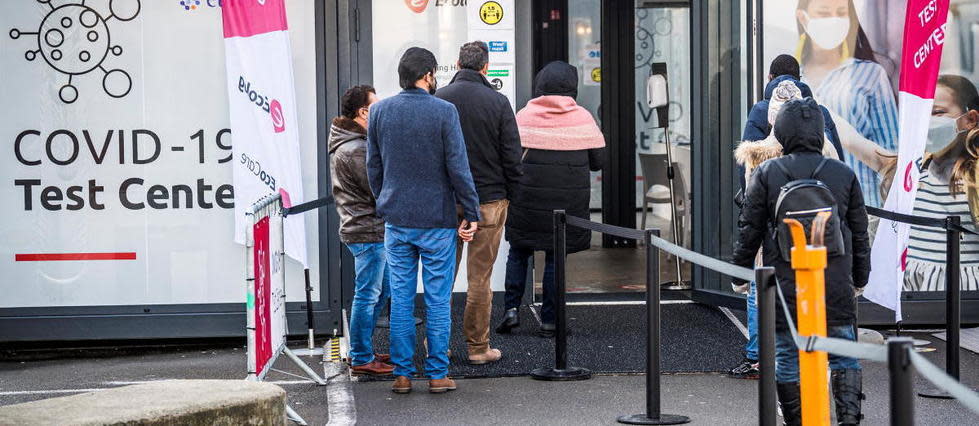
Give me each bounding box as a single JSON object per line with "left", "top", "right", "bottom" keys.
{"left": 764, "top": 0, "right": 899, "bottom": 209}
{"left": 763, "top": 0, "right": 979, "bottom": 291}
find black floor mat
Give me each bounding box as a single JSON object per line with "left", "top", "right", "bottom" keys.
{"left": 362, "top": 292, "right": 744, "bottom": 380}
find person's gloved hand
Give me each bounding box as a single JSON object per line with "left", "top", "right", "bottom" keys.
{"left": 732, "top": 280, "right": 749, "bottom": 295}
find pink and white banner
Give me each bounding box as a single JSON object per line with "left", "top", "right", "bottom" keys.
{"left": 222, "top": 0, "right": 306, "bottom": 266}
{"left": 864, "top": 0, "right": 949, "bottom": 321}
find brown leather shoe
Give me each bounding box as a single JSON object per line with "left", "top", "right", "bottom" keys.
{"left": 392, "top": 376, "right": 412, "bottom": 394}
{"left": 350, "top": 360, "right": 394, "bottom": 376}
{"left": 468, "top": 348, "right": 502, "bottom": 365}
{"left": 429, "top": 377, "right": 457, "bottom": 394}
{"left": 374, "top": 353, "right": 391, "bottom": 363}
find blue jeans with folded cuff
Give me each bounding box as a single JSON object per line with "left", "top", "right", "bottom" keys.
{"left": 745, "top": 280, "right": 759, "bottom": 361}
{"left": 775, "top": 323, "right": 861, "bottom": 383}
{"left": 385, "top": 225, "right": 456, "bottom": 379}
{"left": 346, "top": 242, "right": 389, "bottom": 366}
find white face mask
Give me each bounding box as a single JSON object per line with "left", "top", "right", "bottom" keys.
{"left": 803, "top": 12, "right": 850, "bottom": 50}
{"left": 926, "top": 114, "right": 965, "bottom": 152}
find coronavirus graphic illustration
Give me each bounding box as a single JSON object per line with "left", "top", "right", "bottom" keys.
{"left": 9, "top": 0, "right": 141, "bottom": 104}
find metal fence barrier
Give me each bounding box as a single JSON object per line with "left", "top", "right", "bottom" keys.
{"left": 537, "top": 209, "right": 979, "bottom": 425}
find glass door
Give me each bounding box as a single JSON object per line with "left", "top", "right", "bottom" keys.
{"left": 635, "top": 1, "right": 692, "bottom": 286}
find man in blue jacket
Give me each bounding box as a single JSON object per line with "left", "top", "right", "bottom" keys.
{"left": 367, "top": 47, "right": 481, "bottom": 395}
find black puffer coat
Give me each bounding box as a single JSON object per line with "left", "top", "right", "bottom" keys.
{"left": 506, "top": 148, "right": 604, "bottom": 253}
{"left": 732, "top": 98, "right": 871, "bottom": 327}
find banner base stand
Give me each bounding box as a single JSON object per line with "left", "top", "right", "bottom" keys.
{"left": 251, "top": 346, "right": 328, "bottom": 425}
{"left": 660, "top": 280, "right": 691, "bottom": 291}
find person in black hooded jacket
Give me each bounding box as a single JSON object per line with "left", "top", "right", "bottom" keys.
{"left": 732, "top": 98, "right": 870, "bottom": 426}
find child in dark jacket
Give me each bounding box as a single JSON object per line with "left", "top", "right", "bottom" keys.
{"left": 732, "top": 98, "right": 870, "bottom": 426}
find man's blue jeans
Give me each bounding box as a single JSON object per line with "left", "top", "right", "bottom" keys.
{"left": 385, "top": 225, "right": 456, "bottom": 379}
{"left": 775, "top": 324, "right": 861, "bottom": 383}
{"left": 346, "top": 242, "right": 389, "bottom": 366}
{"left": 746, "top": 280, "right": 758, "bottom": 361}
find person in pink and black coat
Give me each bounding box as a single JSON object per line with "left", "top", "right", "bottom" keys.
{"left": 496, "top": 61, "right": 606, "bottom": 337}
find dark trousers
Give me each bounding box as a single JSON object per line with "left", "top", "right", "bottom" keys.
{"left": 503, "top": 246, "right": 556, "bottom": 324}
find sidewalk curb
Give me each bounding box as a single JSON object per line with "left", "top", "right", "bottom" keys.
{"left": 325, "top": 337, "right": 356, "bottom": 426}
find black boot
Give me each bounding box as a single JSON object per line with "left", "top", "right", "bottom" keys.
{"left": 832, "top": 368, "right": 864, "bottom": 425}
{"left": 777, "top": 382, "right": 802, "bottom": 426}
{"left": 495, "top": 308, "right": 520, "bottom": 334}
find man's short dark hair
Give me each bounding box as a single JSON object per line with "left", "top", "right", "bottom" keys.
{"left": 458, "top": 41, "right": 489, "bottom": 71}
{"left": 769, "top": 54, "right": 801, "bottom": 80}
{"left": 341, "top": 85, "right": 376, "bottom": 119}
{"left": 398, "top": 47, "right": 437, "bottom": 90}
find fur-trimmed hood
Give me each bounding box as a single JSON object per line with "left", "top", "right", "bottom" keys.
{"left": 735, "top": 136, "right": 783, "bottom": 172}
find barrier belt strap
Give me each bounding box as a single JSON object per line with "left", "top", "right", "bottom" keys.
{"left": 563, "top": 215, "right": 755, "bottom": 281}
{"left": 909, "top": 351, "right": 979, "bottom": 414}
{"left": 866, "top": 206, "right": 977, "bottom": 235}
{"left": 282, "top": 196, "right": 334, "bottom": 217}
{"left": 648, "top": 234, "right": 755, "bottom": 282}
{"left": 772, "top": 281, "right": 979, "bottom": 415}
{"left": 565, "top": 215, "right": 646, "bottom": 240}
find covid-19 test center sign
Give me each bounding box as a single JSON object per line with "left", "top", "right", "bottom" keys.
{"left": 0, "top": 0, "right": 320, "bottom": 313}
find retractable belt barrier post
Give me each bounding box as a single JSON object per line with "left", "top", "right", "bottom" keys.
{"left": 755, "top": 266, "right": 778, "bottom": 426}
{"left": 531, "top": 210, "right": 591, "bottom": 381}
{"left": 920, "top": 214, "right": 974, "bottom": 398}
{"left": 617, "top": 229, "right": 690, "bottom": 425}
{"left": 550, "top": 208, "right": 979, "bottom": 424}
{"left": 865, "top": 207, "right": 978, "bottom": 398}
{"left": 889, "top": 337, "right": 915, "bottom": 426}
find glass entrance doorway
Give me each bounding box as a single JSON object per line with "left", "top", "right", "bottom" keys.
{"left": 554, "top": 0, "right": 692, "bottom": 297}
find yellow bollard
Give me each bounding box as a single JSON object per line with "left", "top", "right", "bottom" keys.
{"left": 784, "top": 212, "right": 831, "bottom": 426}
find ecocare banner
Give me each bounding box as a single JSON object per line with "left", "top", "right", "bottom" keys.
{"left": 222, "top": 0, "right": 306, "bottom": 266}
{"left": 864, "top": 0, "right": 950, "bottom": 321}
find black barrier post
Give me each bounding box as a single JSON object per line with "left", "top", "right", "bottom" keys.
{"left": 920, "top": 215, "right": 976, "bottom": 398}
{"left": 617, "top": 230, "right": 690, "bottom": 425}
{"left": 532, "top": 210, "right": 591, "bottom": 381}
{"left": 304, "top": 268, "right": 316, "bottom": 351}
{"left": 756, "top": 267, "right": 777, "bottom": 426}
{"left": 889, "top": 338, "right": 914, "bottom": 426}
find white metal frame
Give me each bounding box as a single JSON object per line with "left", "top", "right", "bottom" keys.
{"left": 245, "top": 193, "right": 326, "bottom": 425}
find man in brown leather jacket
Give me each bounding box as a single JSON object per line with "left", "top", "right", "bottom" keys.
{"left": 329, "top": 85, "right": 393, "bottom": 376}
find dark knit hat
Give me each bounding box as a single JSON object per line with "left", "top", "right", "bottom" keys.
{"left": 774, "top": 97, "right": 825, "bottom": 155}
{"left": 534, "top": 61, "right": 578, "bottom": 99}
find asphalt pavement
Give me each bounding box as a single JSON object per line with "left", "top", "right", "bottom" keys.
{"left": 3, "top": 332, "right": 979, "bottom": 425}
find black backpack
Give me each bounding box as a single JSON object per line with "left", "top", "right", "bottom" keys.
{"left": 771, "top": 158, "right": 846, "bottom": 261}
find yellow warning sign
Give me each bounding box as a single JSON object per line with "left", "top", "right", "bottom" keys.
{"left": 591, "top": 67, "right": 601, "bottom": 83}
{"left": 479, "top": 1, "right": 504, "bottom": 25}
